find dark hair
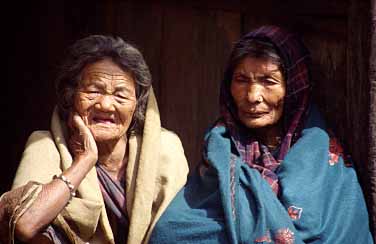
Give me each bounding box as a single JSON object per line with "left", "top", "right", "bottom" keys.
{"left": 225, "top": 38, "right": 286, "bottom": 83}
{"left": 55, "top": 35, "right": 152, "bottom": 135}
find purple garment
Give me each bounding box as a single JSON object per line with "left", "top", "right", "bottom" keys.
{"left": 217, "top": 26, "right": 311, "bottom": 195}
{"left": 42, "top": 225, "right": 70, "bottom": 244}
{"left": 96, "top": 163, "right": 128, "bottom": 244}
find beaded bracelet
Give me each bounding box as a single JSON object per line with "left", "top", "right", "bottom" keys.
{"left": 53, "top": 174, "right": 76, "bottom": 201}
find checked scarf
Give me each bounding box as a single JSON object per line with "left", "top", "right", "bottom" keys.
{"left": 217, "top": 26, "right": 311, "bottom": 195}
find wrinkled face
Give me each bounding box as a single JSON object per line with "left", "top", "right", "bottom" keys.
{"left": 230, "top": 56, "right": 286, "bottom": 129}
{"left": 74, "top": 58, "right": 136, "bottom": 142}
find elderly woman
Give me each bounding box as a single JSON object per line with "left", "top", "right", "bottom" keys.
{"left": 0, "top": 35, "right": 188, "bottom": 243}
{"left": 149, "top": 26, "right": 373, "bottom": 243}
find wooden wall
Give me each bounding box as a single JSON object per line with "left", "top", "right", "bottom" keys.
{"left": 369, "top": 0, "right": 376, "bottom": 235}
{"left": 3, "top": 1, "right": 372, "bottom": 227}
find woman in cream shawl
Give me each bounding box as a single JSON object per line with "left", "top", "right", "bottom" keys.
{"left": 0, "top": 35, "right": 188, "bottom": 244}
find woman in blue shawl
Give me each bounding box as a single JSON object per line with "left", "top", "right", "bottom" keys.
{"left": 149, "top": 26, "right": 373, "bottom": 243}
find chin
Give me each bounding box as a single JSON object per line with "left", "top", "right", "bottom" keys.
{"left": 241, "top": 119, "right": 275, "bottom": 129}
{"left": 244, "top": 123, "right": 269, "bottom": 129}
{"left": 92, "top": 131, "right": 125, "bottom": 143}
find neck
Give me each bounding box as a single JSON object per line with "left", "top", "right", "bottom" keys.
{"left": 97, "top": 137, "right": 128, "bottom": 181}
{"left": 253, "top": 123, "right": 283, "bottom": 150}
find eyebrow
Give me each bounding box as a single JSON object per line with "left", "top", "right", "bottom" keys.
{"left": 233, "top": 71, "right": 283, "bottom": 83}
{"left": 84, "top": 80, "right": 135, "bottom": 94}
{"left": 233, "top": 73, "right": 250, "bottom": 78}
{"left": 113, "top": 84, "right": 134, "bottom": 92}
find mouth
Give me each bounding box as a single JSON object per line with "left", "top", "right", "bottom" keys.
{"left": 92, "top": 116, "right": 116, "bottom": 124}
{"left": 243, "top": 111, "right": 269, "bottom": 118}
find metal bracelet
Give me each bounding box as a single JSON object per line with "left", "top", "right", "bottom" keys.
{"left": 53, "top": 174, "right": 76, "bottom": 201}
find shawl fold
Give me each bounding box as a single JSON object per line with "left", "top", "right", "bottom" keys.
{"left": 150, "top": 105, "right": 374, "bottom": 243}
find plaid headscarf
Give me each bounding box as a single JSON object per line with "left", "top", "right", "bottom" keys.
{"left": 218, "top": 26, "right": 311, "bottom": 195}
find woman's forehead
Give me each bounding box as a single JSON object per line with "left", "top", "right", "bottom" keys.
{"left": 80, "top": 59, "right": 133, "bottom": 83}
{"left": 234, "top": 56, "right": 282, "bottom": 74}
{"left": 82, "top": 59, "right": 128, "bottom": 76}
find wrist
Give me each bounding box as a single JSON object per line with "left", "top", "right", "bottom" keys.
{"left": 73, "top": 153, "right": 98, "bottom": 169}
{"left": 53, "top": 174, "right": 76, "bottom": 202}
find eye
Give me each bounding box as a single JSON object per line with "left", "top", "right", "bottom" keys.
{"left": 79, "top": 89, "right": 101, "bottom": 100}
{"left": 233, "top": 75, "right": 248, "bottom": 83}
{"left": 88, "top": 90, "right": 100, "bottom": 94}
{"left": 114, "top": 92, "right": 132, "bottom": 103}
{"left": 261, "top": 77, "right": 279, "bottom": 85}
{"left": 86, "top": 90, "right": 101, "bottom": 97}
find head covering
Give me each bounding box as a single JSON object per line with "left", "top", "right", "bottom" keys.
{"left": 218, "top": 26, "right": 311, "bottom": 194}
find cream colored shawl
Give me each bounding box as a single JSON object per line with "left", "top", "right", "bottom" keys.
{"left": 11, "top": 89, "right": 189, "bottom": 243}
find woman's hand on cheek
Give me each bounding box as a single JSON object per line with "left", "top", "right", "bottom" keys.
{"left": 68, "top": 113, "right": 98, "bottom": 167}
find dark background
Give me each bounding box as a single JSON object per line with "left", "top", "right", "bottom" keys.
{"left": 2, "top": 0, "right": 373, "bottom": 230}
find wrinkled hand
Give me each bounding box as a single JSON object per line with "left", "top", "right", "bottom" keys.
{"left": 68, "top": 113, "right": 98, "bottom": 166}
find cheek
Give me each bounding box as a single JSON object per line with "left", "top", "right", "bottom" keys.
{"left": 267, "top": 88, "right": 286, "bottom": 108}
{"left": 74, "top": 95, "right": 95, "bottom": 115}
{"left": 270, "top": 89, "right": 285, "bottom": 120}
{"left": 230, "top": 83, "right": 245, "bottom": 106}
{"left": 119, "top": 102, "right": 137, "bottom": 123}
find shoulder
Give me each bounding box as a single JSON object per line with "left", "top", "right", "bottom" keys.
{"left": 159, "top": 127, "right": 189, "bottom": 172}
{"left": 25, "top": 130, "right": 54, "bottom": 146}
{"left": 160, "top": 128, "right": 183, "bottom": 147}
{"left": 22, "top": 130, "right": 61, "bottom": 159}
{"left": 12, "top": 130, "right": 61, "bottom": 189}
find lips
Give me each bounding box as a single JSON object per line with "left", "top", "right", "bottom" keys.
{"left": 92, "top": 116, "right": 115, "bottom": 124}
{"left": 243, "top": 111, "right": 269, "bottom": 118}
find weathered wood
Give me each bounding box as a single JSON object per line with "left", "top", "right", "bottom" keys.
{"left": 347, "top": 0, "right": 371, "bottom": 194}
{"left": 159, "top": 5, "right": 241, "bottom": 167}
{"left": 112, "top": 1, "right": 163, "bottom": 98}
{"left": 369, "top": 0, "right": 376, "bottom": 237}
{"left": 165, "top": 0, "right": 348, "bottom": 16}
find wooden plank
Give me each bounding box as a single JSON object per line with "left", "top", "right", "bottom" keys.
{"left": 348, "top": 0, "right": 374, "bottom": 233}
{"left": 160, "top": 5, "right": 241, "bottom": 167}
{"left": 112, "top": 1, "right": 163, "bottom": 98}
{"left": 369, "top": 0, "right": 376, "bottom": 236}
{"left": 162, "top": 0, "right": 348, "bottom": 16}
{"left": 347, "top": 0, "right": 371, "bottom": 183}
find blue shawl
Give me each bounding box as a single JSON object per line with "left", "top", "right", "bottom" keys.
{"left": 149, "top": 105, "right": 373, "bottom": 243}
{"left": 150, "top": 26, "right": 373, "bottom": 243}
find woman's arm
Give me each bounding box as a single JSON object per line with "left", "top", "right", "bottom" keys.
{"left": 15, "top": 114, "right": 98, "bottom": 242}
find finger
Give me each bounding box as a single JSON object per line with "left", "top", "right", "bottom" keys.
{"left": 72, "top": 113, "right": 88, "bottom": 132}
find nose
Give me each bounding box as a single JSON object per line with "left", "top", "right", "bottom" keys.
{"left": 95, "top": 94, "right": 116, "bottom": 112}
{"left": 247, "top": 83, "right": 264, "bottom": 104}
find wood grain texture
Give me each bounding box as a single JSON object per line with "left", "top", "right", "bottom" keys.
{"left": 347, "top": 0, "right": 371, "bottom": 190}
{"left": 369, "top": 0, "right": 376, "bottom": 236}
{"left": 112, "top": 1, "right": 164, "bottom": 98}
{"left": 159, "top": 4, "right": 241, "bottom": 167}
